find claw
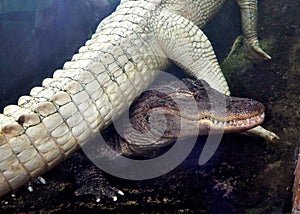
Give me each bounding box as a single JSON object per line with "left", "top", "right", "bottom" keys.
{"left": 245, "top": 46, "right": 271, "bottom": 61}
{"left": 244, "top": 39, "right": 271, "bottom": 61}
{"left": 253, "top": 46, "right": 271, "bottom": 60}
{"left": 223, "top": 35, "right": 243, "bottom": 63}
{"left": 25, "top": 176, "right": 47, "bottom": 193}
{"left": 246, "top": 126, "right": 279, "bottom": 142}
{"left": 223, "top": 35, "right": 271, "bottom": 63}
{"left": 117, "top": 190, "right": 124, "bottom": 196}
{"left": 36, "top": 176, "right": 46, "bottom": 185}
{"left": 73, "top": 164, "right": 124, "bottom": 202}
{"left": 27, "top": 182, "right": 34, "bottom": 192}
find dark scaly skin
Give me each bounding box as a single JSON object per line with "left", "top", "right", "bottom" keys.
{"left": 109, "top": 78, "right": 265, "bottom": 156}
{"left": 74, "top": 78, "right": 265, "bottom": 200}
{"left": 63, "top": 152, "right": 123, "bottom": 202}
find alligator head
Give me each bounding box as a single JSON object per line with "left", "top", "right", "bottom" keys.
{"left": 102, "top": 78, "right": 265, "bottom": 156}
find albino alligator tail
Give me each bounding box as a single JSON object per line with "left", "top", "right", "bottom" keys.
{"left": 0, "top": 0, "right": 271, "bottom": 197}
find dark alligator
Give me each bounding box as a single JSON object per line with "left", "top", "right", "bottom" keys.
{"left": 70, "top": 78, "right": 265, "bottom": 200}
{"left": 103, "top": 78, "right": 265, "bottom": 157}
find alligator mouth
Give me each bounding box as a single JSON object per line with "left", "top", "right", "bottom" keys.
{"left": 179, "top": 88, "right": 266, "bottom": 132}
{"left": 133, "top": 78, "right": 266, "bottom": 135}
{"left": 156, "top": 96, "right": 265, "bottom": 133}
{"left": 154, "top": 105, "right": 265, "bottom": 133}
{"left": 199, "top": 112, "right": 265, "bottom": 132}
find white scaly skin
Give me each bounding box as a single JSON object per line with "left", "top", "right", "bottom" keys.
{"left": 0, "top": 0, "right": 274, "bottom": 197}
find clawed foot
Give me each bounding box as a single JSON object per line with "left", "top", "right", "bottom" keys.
{"left": 243, "top": 39, "right": 271, "bottom": 61}
{"left": 74, "top": 164, "right": 124, "bottom": 202}
{"left": 26, "top": 176, "right": 47, "bottom": 192}
{"left": 75, "top": 183, "right": 124, "bottom": 202}
{"left": 246, "top": 126, "right": 280, "bottom": 142}
{"left": 224, "top": 35, "right": 271, "bottom": 63}
{"left": 223, "top": 35, "right": 243, "bottom": 63}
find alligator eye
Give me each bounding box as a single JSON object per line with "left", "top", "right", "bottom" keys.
{"left": 145, "top": 115, "right": 150, "bottom": 122}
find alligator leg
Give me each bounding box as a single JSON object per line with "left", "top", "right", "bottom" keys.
{"left": 237, "top": 0, "right": 271, "bottom": 61}
{"left": 152, "top": 8, "right": 277, "bottom": 142}
{"left": 153, "top": 9, "right": 230, "bottom": 95}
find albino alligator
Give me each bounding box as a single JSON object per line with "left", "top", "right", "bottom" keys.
{"left": 0, "top": 0, "right": 276, "bottom": 198}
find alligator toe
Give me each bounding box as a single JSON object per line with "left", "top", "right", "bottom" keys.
{"left": 74, "top": 164, "right": 123, "bottom": 202}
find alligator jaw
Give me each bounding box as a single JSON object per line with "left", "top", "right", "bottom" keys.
{"left": 173, "top": 78, "right": 266, "bottom": 134}
{"left": 200, "top": 96, "right": 265, "bottom": 133}
{"left": 198, "top": 111, "right": 265, "bottom": 133}
{"left": 161, "top": 103, "right": 265, "bottom": 135}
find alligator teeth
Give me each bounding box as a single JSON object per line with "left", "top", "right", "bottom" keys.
{"left": 233, "top": 120, "right": 237, "bottom": 126}
{"left": 207, "top": 113, "right": 264, "bottom": 128}
{"left": 218, "top": 121, "right": 223, "bottom": 128}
